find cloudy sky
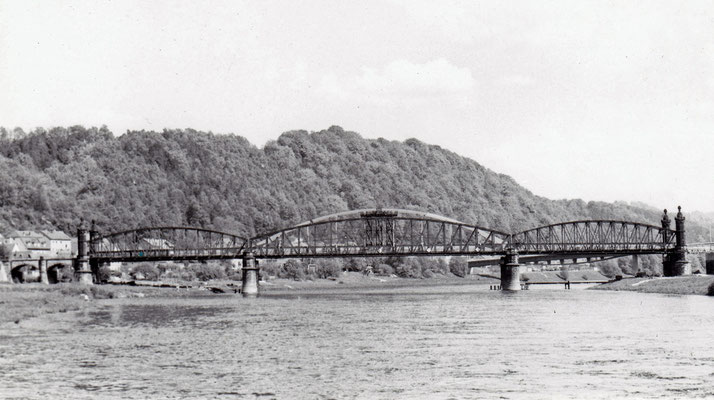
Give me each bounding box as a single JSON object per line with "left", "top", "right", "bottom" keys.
{"left": 1, "top": 1, "right": 713, "bottom": 212}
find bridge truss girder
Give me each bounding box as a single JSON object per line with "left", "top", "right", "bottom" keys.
{"left": 249, "top": 210, "right": 511, "bottom": 258}
{"left": 86, "top": 212, "right": 681, "bottom": 263}
{"left": 90, "top": 227, "right": 246, "bottom": 262}
{"left": 510, "top": 220, "right": 675, "bottom": 255}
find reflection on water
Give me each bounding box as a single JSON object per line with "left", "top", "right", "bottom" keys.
{"left": 1, "top": 287, "right": 714, "bottom": 399}
{"left": 84, "top": 304, "right": 222, "bottom": 328}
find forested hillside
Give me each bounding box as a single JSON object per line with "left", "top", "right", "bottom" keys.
{"left": 0, "top": 125, "right": 709, "bottom": 244}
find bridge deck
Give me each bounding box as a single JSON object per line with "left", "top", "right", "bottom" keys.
{"left": 86, "top": 209, "right": 681, "bottom": 263}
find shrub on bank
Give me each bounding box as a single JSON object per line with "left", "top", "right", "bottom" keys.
{"left": 343, "top": 257, "right": 369, "bottom": 272}
{"left": 279, "top": 259, "right": 305, "bottom": 280}
{"left": 314, "top": 259, "right": 343, "bottom": 279}
{"left": 375, "top": 264, "right": 393, "bottom": 276}
{"left": 425, "top": 258, "right": 449, "bottom": 276}
{"left": 395, "top": 261, "right": 421, "bottom": 278}
{"left": 449, "top": 257, "right": 468, "bottom": 278}
{"left": 97, "top": 266, "right": 121, "bottom": 282}
{"left": 260, "top": 262, "right": 280, "bottom": 278}
{"left": 189, "top": 264, "right": 227, "bottom": 281}
{"left": 59, "top": 284, "right": 115, "bottom": 299}
{"left": 708, "top": 281, "right": 714, "bottom": 296}
{"left": 132, "top": 263, "right": 160, "bottom": 281}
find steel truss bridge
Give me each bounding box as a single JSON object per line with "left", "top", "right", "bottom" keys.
{"left": 88, "top": 208, "right": 678, "bottom": 262}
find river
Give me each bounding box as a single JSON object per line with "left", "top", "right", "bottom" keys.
{"left": 1, "top": 286, "right": 713, "bottom": 399}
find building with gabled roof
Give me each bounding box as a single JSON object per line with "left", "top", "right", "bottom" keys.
{"left": 12, "top": 230, "right": 51, "bottom": 251}
{"left": 40, "top": 230, "right": 72, "bottom": 256}
{"left": 5, "top": 230, "right": 74, "bottom": 259}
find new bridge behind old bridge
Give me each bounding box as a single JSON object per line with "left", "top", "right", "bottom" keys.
{"left": 16, "top": 206, "right": 710, "bottom": 296}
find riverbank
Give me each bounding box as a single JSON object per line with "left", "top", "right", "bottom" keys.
{"left": 0, "top": 283, "right": 220, "bottom": 325}
{"left": 261, "top": 272, "right": 496, "bottom": 292}
{"left": 591, "top": 275, "right": 714, "bottom": 296}
{"left": 0, "top": 273, "right": 497, "bottom": 325}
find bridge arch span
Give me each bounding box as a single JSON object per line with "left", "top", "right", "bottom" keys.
{"left": 48, "top": 262, "right": 72, "bottom": 284}
{"left": 511, "top": 220, "right": 675, "bottom": 255}
{"left": 249, "top": 208, "right": 511, "bottom": 258}
{"left": 90, "top": 226, "right": 247, "bottom": 262}
{"left": 11, "top": 263, "right": 38, "bottom": 283}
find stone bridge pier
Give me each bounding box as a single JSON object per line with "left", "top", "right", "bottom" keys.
{"left": 707, "top": 253, "right": 714, "bottom": 275}
{"left": 241, "top": 252, "right": 259, "bottom": 297}
{"left": 38, "top": 257, "right": 49, "bottom": 284}
{"left": 0, "top": 261, "right": 8, "bottom": 283}
{"left": 661, "top": 207, "right": 691, "bottom": 277}
{"left": 75, "top": 222, "right": 94, "bottom": 284}
{"left": 500, "top": 249, "right": 521, "bottom": 291}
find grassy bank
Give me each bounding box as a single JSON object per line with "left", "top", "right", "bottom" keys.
{"left": 591, "top": 275, "right": 714, "bottom": 296}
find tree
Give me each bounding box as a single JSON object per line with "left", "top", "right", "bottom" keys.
{"left": 98, "top": 265, "right": 121, "bottom": 282}
{"left": 31, "top": 187, "right": 51, "bottom": 212}
{"left": 315, "top": 259, "right": 343, "bottom": 279}
{"left": 394, "top": 257, "right": 423, "bottom": 278}
{"left": 597, "top": 259, "right": 622, "bottom": 278}
{"left": 280, "top": 259, "right": 305, "bottom": 280}
{"left": 375, "top": 263, "right": 394, "bottom": 276}
{"left": 449, "top": 257, "right": 468, "bottom": 277}
{"left": 185, "top": 202, "right": 208, "bottom": 226}
{"left": 189, "top": 263, "right": 227, "bottom": 281}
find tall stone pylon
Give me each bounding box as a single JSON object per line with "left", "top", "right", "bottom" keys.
{"left": 663, "top": 207, "right": 690, "bottom": 276}
{"left": 75, "top": 219, "right": 94, "bottom": 284}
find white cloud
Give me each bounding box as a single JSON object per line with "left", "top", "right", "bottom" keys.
{"left": 319, "top": 58, "right": 475, "bottom": 105}
{"left": 357, "top": 58, "right": 474, "bottom": 95}
{"left": 498, "top": 74, "right": 536, "bottom": 87}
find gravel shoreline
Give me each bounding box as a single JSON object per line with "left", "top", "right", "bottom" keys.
{"left": 590, "top": 275, "right": 714, "bottom": 296}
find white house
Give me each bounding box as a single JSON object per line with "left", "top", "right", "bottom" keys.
{"left": 40, "top": 230, "right": 73, "bottom": 257}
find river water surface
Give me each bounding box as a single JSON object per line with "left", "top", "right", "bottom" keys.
{"left": 2, "top": 286, "right": 714, "bottom": 399}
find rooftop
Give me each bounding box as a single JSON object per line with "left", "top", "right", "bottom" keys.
{"left": 41, "top": 230, "right": 72, "bottom": 241}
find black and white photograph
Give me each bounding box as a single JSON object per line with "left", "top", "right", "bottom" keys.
{"left": 1, "top": 1, "right": 713, "bottom": 398}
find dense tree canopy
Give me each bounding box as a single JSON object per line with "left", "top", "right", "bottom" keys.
{"left": 0, "top": 125, "right": 709, "bottom": 244}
